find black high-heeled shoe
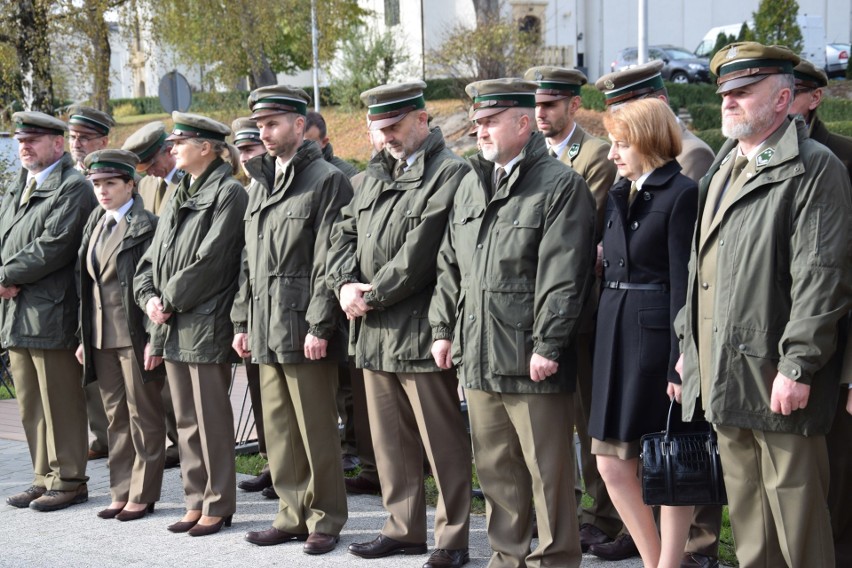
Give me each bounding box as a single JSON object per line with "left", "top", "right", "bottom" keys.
{"left": 115, "top": 502, "right": 155, "bottom": 522}
{"left": 187, "top": 514, "right": 233, "bottom": 537}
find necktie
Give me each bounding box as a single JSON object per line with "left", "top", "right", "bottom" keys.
{"left": 714, "top": 155, "right": 748, "bottom": 214}
{"left": 628, "top": 181, "right": 639, "bottom": 207}
{"left": 274, "top": 165, "right": 285, "bottom": 190}
{"left": 493, "top": 167, "right": 507, "bottom": 194}
{"left": 93, "top": 217, "right": 117, "bottom": 273}
{"left": 393, "top": 160, "right": 406, "bottom": 180}
{"left": 19, "top": 177, "right": 37, "bottom": 207}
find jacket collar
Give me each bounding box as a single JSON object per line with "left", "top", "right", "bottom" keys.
{"left": 366, "top": 127, "right": 447, "bottom": 184}
{"left": 245, "top": 139, "right": 322, "bottom": 192}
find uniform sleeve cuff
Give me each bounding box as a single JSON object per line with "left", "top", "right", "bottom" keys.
{"left": 778, "top": 358, "right": 809, "bottom": 384}
{"left": 233, "top": 322, "right": 247, "bottom": 334}
{"left": 533, "top": 342, "right": 560, "bottom": 361}
{"left": 432, "top": 325, "right": 452, "bottom": 340}
{"left": 308, "top": 325, "right": 334, "bottom": 341}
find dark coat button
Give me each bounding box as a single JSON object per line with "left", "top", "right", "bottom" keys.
{"left": 643, "top": 192, "right": 652, "bottom": 201}
{"left": 630, "top": 221, "right": 640, "bottom": 230}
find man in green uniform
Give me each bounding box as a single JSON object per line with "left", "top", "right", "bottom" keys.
{"left": 677, "top": 42, "right": 851, "bottom": 568}
{"left": 431, "top": 78, "right": 595, "bottom": 568}
{"left": 234, "top": 86, "right": 350, "bottom": 554}
{"left": 326, "top": 81, "right": 472, "bottom": 568}
{"left": 525, "top": 65, "right": 620, "bottom": 555}
{"left": 2, "top": 111, "right": 97, "bottom": 511}
{"left": 122, "top": 121, "right": 184, "bottom": 215}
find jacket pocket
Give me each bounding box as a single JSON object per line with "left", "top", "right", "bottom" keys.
{"left": 17, "top": 288, "right": 65, "bottom": 339}
{"left": 723, "top": 326, "right": 782, "bottom": 413}
{"left": 638, "top": 307, "right": 670, "bottom": 376}
{"left": 176, "top": 296, "right": 216, "bottom": 352}
{"left": 487, "top": 292, "right": 535, "bottom": 376}
{"left": 400, "top": 310, "right": 433, "bottom": 361}
{"left": 269, "top": 276, "right": 311, "bottom": 353}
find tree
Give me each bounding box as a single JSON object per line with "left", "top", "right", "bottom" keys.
{"left": 328, "top": 27, "right": 411, "bottom": 108}
{"left": 0, "top": 0, "right": 55, "bottom": 113}
{"left": 708, "top": 23, "right": 755, "bottom": 62}
{"left": 752, "top": 0, "right": 803, "bottom": 53}
{"left": 145, "top": 0, "right": 367, "bottom": 89}
{"left": 430, "top": 16, "right": 540, "bottom": 100}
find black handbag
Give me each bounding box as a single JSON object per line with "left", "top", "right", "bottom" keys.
{"left": 640, "top": 399, "right": 727, "bottom": 506}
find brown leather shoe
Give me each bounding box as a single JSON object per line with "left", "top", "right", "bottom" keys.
{"left": 245, "top": 527, "right": 309, "bottom": 546}
{"left": 6, "top": 485, "right": 46, "bottom": 508}
{"left": 116, "top": 503, "right": 155, "bottom": 522}
{"left": 261, "top": 485, "right": 278, "bottom": 499}
{"left": 589, "top": 534, "right": 639, "bottom": 561}
{"left": 681, "top": 553, "right": 721, "bottom": 568}
{"left": 423, "top": 548, "right": 470, "bottom": 568}
{"left": 29, "top": 484, "right": 88, "bottom": 512}
{"left": 344, "top": 474, "right": 381, "bottom": 495}
{"left": 303, "top": 532, "right": 340, "bottom": 555}
{"left": 87, "top": 448, "right": 108, "bottom": 460}
{"left": 579, "top": 523, "right": 612, "bottom": 552}
{"left": 348, "top": 534, "right": 427, "bottom": 559}
{"left": 163, "top": 453, "right": 180, "bottom": 469}
{"left": 238, "top": 470, "right": 272, "bottom": 492}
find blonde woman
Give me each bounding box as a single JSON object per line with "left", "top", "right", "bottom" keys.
{"left": 589, "top": 98, "right": 698, "bottom": 568}
{"left": 134, "top": 112, "right": 247, "bottom": 537}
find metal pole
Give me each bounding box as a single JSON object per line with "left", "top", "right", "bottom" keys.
{"left": 311, "top": 0, "right": 320, "bottom": 112}
{"left": 638, "top": 0, "right": 648, "bottom": 65}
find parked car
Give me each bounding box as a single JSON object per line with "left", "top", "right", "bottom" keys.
{"left": 825, "top": 43, "right": 850, "bottom": 78}
{"left": 611, "top": 45, "right": 711, "bottom": 84}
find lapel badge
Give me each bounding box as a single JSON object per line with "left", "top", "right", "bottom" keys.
{"left": 756, "top": 148, "right": 774, "bottom": 168}
{"left": 568, "top": 143, "right": 580, "bottom": 159}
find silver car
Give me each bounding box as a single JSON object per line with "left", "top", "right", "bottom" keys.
{"left": 825, "top": 43, "right": 849, "bottom": 78}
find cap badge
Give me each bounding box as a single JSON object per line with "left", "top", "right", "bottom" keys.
{"left": 468, "top": 86, "right": 479, "bottom": 98}
{"left": 756, "top": 148, "right": 774, "bottom": 168}
{"left": 604, "top": 79, "right": 615, "bottom": 90}
{"left": 368, "top": 95, "right": 378, "bottom": 105}
{"left": 568, "top": 143, "right": 580, "bottom": 159}
{"left": 726, "top": 46, "right": 738, "bottom": 60}
{"left": 534, "top": 71, "right": 544, "bottom": 81}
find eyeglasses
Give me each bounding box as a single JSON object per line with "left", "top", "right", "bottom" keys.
{"left": 793, "top": 88, "right": 814, "bottom": 97}
{"left": 68, "top": 133, "right": 106, "bottom": 143}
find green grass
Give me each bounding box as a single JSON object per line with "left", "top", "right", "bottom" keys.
{"left": 0, "top": 384, "right": 14, "bottom": 400}
{"left": 719, "top": 506, "right": 737, "bottom": 566}
{"left": 235, "top": 453, "right": 267, "bottom": 476}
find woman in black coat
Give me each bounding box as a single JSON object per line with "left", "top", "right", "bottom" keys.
{"left": 589, "top": 98, "right": 698, "bottom": 568}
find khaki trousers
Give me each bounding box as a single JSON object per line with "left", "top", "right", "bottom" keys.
{"left": 827, "top": 391, "right": 852, "bottom": 564}
{"left": 92, "top": 346, "right": 165, "bottom": 503}
{"left": 261, "top": 362, "right": 347, "bottom": 534}
{"left": 364, "top": 369, "right": 471, "bottom": 548}
{"left": 84, "top": 381, "right": 109, "bottom": 453}
{"left": 160, "top": 379, "right": 181, "bottom": 462}
{"left": 573, "top": 331, "right": 622, "bottom": 538}
{"left": 165, "top": 361, "right": 236, "bottom": 516}
{"left": 716, "top": 425, "right": 834, "bottom": 568}
{"left": 10, "top": 348, "right": 88, "bottom": 490}
{"left": 349, "top": 362, "right": 378, "bottom": 483}
{"left": 468, "top": 389, "right": 581, "bottom": 568}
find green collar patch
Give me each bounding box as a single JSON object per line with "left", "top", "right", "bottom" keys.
{"left": 756, "top": 148, "right": 775, "bottom": 168}
{"left": 568, "top": 143, "right": 580, "bottom": 159}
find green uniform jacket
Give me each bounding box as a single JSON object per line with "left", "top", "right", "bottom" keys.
{"left": 326, "top": 127, "right": 469, "bottom": 373}
{"left": 322, "top": 142, "right": 359, "bottom": 179}
{"left": 429, "top": 132, "right": 596, "bottom": 394}
{"left": 0, "top": 153, "right": 96, "bottom": 350}
{"left": 231, "top": 142, "right": 353, "bottom": 365}
{"left": 77, "top": 196, "right": 164, "bottom": 384}
{"left": 558, "top": 124, "right": 617, "bottom": 237}
{"left": 678, "top": 117, "right": 852, "bottom": 435}
{"left": 134, "top": 160, "right": 248, "bottom": 363}
{"left": 678, "top": 124, "right": 716, "bottom": 184}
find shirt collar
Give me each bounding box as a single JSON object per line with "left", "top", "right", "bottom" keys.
{"left": 494, "top": 152, "right": 524, "bottom": 177}
{"left": 105, "top": 197, "right": 134, "bottom": 223}
{"left": 28, "top": 158, "right": 62, "bottom": 188}
{"left": 548, "top": 123, "right": 577, "bottom": 158}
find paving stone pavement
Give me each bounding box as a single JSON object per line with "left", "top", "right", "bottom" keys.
{"left": 0, "top": 436, "right": 649, "bottom": 568}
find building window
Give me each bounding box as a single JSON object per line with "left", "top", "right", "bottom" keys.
{"left": 519, "top": 15, "right": 541, "bottom": 44}
{"left": 385, "top": 0, "right": 400, "bottom": 27}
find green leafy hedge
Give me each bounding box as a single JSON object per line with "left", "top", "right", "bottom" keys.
{"left": 689, "top": 103, "right": 722, "bottom": 131}
{"left": 818, "top": 99, "right": 852, "bottom": 123}
{"left": 823, "top": 120, "right": 852, "bottom": 137}
{"left": 695, "top": 129, "right": 727, "bottom": 153}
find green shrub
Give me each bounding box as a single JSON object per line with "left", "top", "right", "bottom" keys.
{"left": 425, "top": 78, "right": 459, "bottom": 101}
{"left": 695, "top": 128, "right": 727, "bottom": 153}
{"left": 110, "top": 96, "right": 161, "bottom": 115}
{"left": 823, "top": 120, "right": 852, "bottom": 137}
{"left": 689, "top": 103, "right": 722, "bottom": 131}
{"left": 818, "top": 99, "right": 852, "bottom": 123}
{"left": 665, "top": 82, "right": 720, "bottom": 110}
{"left": 111, "top": 103, "right": 138, "bottom": 119}
{"left": 580, "top": 85, "right": 606, "bottom": 112}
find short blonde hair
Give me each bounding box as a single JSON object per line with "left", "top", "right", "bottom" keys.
{"left": 603, "top": 98, "right": 682, "bottom": 171}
